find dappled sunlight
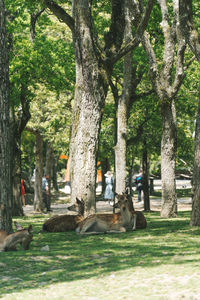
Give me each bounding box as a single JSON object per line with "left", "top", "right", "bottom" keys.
{"left": 1, "top": 211, "right": 200, "bottom": 299}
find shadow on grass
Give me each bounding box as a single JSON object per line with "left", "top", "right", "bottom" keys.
{"left": 1, "top": 211, "right": 200, "bottom": 297}
{"left": 151, "top": 189, "right": 192, "bottom": 198}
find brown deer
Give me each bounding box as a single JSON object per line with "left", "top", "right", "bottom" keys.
{"left": 114, "top": 193, "right": 147, "bottom": 229}
{"left": 76, "top": 193, "right": 142, "bottom": 235}
{"left": 42, "top": 198, "right": 84, "bottom": 232}
{"left": 0, "top": 221, "right": 33, "bottom": 252}
{"left": 68, "top": 194, "right": 147, "bottom": 232}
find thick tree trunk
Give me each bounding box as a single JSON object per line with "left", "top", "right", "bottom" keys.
{"left": 160, "top": 100, "right": 177, "bottom": 217}
{"left": 190, "top": 95, "right": 200, "bottom": 226}
{"left": 69, "top": 0, "right": 107, "bottom": 215}
{"left": 115, "top": 0, "right": 133, "bottom": 194}
{"left": 10, "top": 131, "right": 23, "bottom": 216}
{"left": 0, "top": 0, "right": 12, "bottom": 232}
{"left": 179, "top": 0, "right": 200, "bottom": 226}
{"left": 115, "top": 96, "right": 128, "bottom": 194}
{"left": 141, "top": 0, "right": 187, "bottom": 218}
{"left": 34, "top": 132, "right": 43, "bottom": 212}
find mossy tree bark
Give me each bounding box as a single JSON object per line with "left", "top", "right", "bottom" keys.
{"left": 0, "top": 0, "right": 12, "bottom": 231}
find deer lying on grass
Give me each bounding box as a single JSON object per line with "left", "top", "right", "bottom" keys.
{"left": 0, "top": 221, "right": 33, "bottom": 252}
{"left": 76, "top": 193, "right": 145, "bottom": 235}
{"left": 68, "top": 194, "right": 147, "bottom": 233}
{"left": 114, "top": 194, "right": 147, "bottom": 230}
{"left": 42, "top": 198, "right": 84, "bottom": 232}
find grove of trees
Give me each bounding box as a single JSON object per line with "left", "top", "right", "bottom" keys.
{"left": 1, "top": 0, "right": 200, "bottom": 231}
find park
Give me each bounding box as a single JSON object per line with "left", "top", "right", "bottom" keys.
{"left": 1, "top": 0, "right": 200, "bottom": 299}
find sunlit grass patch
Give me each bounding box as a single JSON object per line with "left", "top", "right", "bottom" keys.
{"left": 1, "top": 210, "right": 200, "bottom": 299}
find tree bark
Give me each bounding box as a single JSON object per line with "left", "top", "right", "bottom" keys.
{"left": 10, "top": 84, "right": 31, "bottom": 216}
{"left": 179, "top": 0, "right": 200, "bottom": 225}
{"left": 190, "top": 95, "right": 200, "bottom": 225}
{"left": 43, "top": 0, "right": 154, "bottom": 216}
{"left": 0, "top": 0, "right": 12, "bottom": 231}
{"left": 34, "top": 132, "right": 43, "bottom": 212}
{"left": 141, "top": 0, "right": 186, "bottom": 217}
{"left": 68, "top": 1, "right": 108, "bottom": 215}
{"left": 160, "top": 100, "right": 177, "bottom": 217}
{"left": 115, "top": 0, "right": 133, "bottom": 195}
{"left": 10, "top": 128, "right": 23, "bottom": 217}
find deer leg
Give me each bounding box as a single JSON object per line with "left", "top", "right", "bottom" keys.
{"left": 132, "top": 214, "right": 137, "bottom": 231}
{"left": 79, "top": 219, "right": 98, "bottom": 234}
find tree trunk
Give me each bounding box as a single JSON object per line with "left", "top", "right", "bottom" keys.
{"left": 43, "top": 0, "right": 154, "bottom": 216}
{"left": 0, "top": 0, "right": 12, "bottom": 232}
{"left": 115, "top": 0, "right": 133, "bottom": 195}
{"left": 142, "top": 141, "right": 150, "bottom": 211}
{"left": 160, "top": 100, "right": 177, "bottom": 217}
{"left": 10, "top": 128, "right": 23, "bottom": 216}
{"left": 34, "top": 132, "right": 43, "bottom": 212}
{"left": 179, "top": 0, "right": 200, "bottom": 225}
{"left": 141, "top": 0, "right": 186, "bottom": 218}
{"left": 45, "top": 142, "right": 53, "bottom": 194}
{"left": 52, "top": 154, "right": 58, "bottom": 191}
{"left": 190, "top": 94, "right": 200, "bottom": 226}
{"left": 69, "top": 0, "right": 107, "bottom": 216}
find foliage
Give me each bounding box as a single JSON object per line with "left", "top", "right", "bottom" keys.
{"left": 4, "top": 0, "right": 200, "bottom": 180}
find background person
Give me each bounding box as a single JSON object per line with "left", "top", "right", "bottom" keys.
{"left": 42, "top": 174, "right": 52, "bottom": 212}
{"left": 104, "top": 171, "right": 114, "bottom": 206}
{"left": 21, "top": 179, "right": 26, "bottom": 207}
{"left": 135, "top": 169, "right": 143, "bottom": 202}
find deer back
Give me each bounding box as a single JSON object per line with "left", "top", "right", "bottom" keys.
{"left": 43, "top": 214, "right": 83, "bottom": 232}
{"left": 0, "top": 224, "right": 33, "bottom": 251}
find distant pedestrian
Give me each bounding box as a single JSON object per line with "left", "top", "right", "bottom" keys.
{"left": 135, "top": 169, "right": 143, "bottom": 202}
{"left": 21, "top": 179, "right": 26, "bottom": 207}
{"left": 42, "top": 174, "right": 52, "bottom": 212}
{"left": 104, "top": 171, "right": 114, "bottom": 206}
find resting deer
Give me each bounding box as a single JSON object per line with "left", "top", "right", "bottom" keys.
{"left": 76, "top": 193, "right": 141, "bottom": 235}
{"left": 0, "top": 221, "right": 33, "bottom": 252}
{"left": 114, "top": 194, "right": 147, "bottom": 229}
{"left": 69, "top": 194, "right": 147, "bottom": 232}
{"left": 42, "top": 198, "right": 84, "bottom": 232}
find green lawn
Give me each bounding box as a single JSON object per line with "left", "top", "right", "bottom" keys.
{"left": 1, "top": 211, "right": 200, "bottom": 300}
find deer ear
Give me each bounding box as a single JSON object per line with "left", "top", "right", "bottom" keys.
{"left": 14, "top": 221, "right": 24, "bottom": 231}
{"left": 76, "top": 198, "right": 81, "bottom": 204}
{"left": 28, "top": 225, "right": 33, "bottom": 233}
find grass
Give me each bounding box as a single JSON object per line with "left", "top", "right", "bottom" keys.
{"left": 151, "top": 188, "right": 192, "bottom": 198}
{"left": 1, "top": 210, "right": 200, "bottom": 300}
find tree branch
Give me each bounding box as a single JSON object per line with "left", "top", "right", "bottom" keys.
{"left": 110, "top": 0, "right": 155, "bottom": 65}
{"left": 43, "top": 0, "right": 75, "bottom": 33}
{"left": 30, "top": 8, "right": 45, "bottom": 43}
{"left": 179, "top": 0, "right": 200, "bottom": 63}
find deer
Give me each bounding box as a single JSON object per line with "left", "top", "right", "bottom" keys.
{"left": 42, "top": 198, "right": 84, "bottom": 232}
{"left": 114, "top": 193, "right": 147, "bottom": 230}
{"left": 68, "top": 194, "right": 147, "bottom": 233}
{"left": 76, "top": 193, "right": 145, "bottom": 235}
{"left": 0, "top": 221, "right": 33, "bottom": 252}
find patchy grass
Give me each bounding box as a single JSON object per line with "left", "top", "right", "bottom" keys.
{"left": 151, "top": 188, "right": 192, "bottom": 199}
{"left": 1, "top": 211, "right": 200, "bottom": 299}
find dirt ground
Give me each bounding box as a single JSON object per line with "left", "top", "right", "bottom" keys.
{"left": 23, "top": 193, "right": 192, "bottom": 216}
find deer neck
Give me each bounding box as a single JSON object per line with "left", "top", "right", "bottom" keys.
{"left": 120, "top": 207, "right": 133, "bottom": 229}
